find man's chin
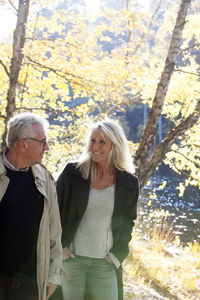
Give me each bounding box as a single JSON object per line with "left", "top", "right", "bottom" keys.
{"left": 33, "top": 158, "right": 43, "bottom": 165}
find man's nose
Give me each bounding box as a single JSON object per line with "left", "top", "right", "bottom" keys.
{"left": 44, "top": 143, "right": 49, "bottom": 150}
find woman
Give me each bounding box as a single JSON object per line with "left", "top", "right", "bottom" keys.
{"left": 57, "top": 119, "right": 139, "bottom": 300}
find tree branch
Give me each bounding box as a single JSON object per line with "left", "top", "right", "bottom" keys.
{"left": 100, "top": 92, "right": 141, "bottom": 116}
{"left": 0, "top": 59, "right": 10, "bottom": 77}
{"left": 133, "top": 0, "right": 163, "bottom": 55}
{"left": 25, "top": 57, "right": 90, "bottom": 88}
{"left": 137, "top": 99, "right": 200, "bottom": 187}
{"left": 134, "top": 0, "right": 192, "bottom": 175}
{"left": 8, "top": 0, "right": 18, "bottom": 13}
{"left": 25, "top": 56, "right": 123, "bottom": 90}
{"left": 174, "top": 69, "right": 200, "bottom": 77}
{"left": 170, "top": 160, "right": 199, "bottom": 182}
{"left": 0, "top": 114, "right": 6, "bottom": 120}
{"left": 171, "top": 149, "right": 200, "bottom": 168}
{"left": 176, "top": 43, "right": 200, "bottom": 58}
{"left": 19, "top": 106, "right": 70, "bottom": 115}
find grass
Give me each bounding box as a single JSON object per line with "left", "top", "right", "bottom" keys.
{"left": 123, "top": 209, "right": 200, "bottom": 299}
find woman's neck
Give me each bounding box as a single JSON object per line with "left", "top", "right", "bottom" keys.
{"left": 91, "top": 164, "right": 116, "bottom": 189}
{"left": 97, "top": 168, "right": 113, "bottom": 179}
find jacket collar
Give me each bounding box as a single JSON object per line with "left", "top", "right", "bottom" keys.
{"left": 2, "top": 149, "right": 29, "bottom": 172}
{"left": 0, "top": 153, "right": 6, "bottom": 175}
{"left": 0, "top": 152, "right": 48, "bottom": 199}
{"left": 0, "top": 151, "right": 45, "bottom": 181}
{"left": 32, "top": 164, "right": 49, "bottom": 199}
{"left": 31, "top": 164, "right": 47, "bottom": 182}
{"left": 0, "top": 148, "right": 45, "bottom": 177}
{"left": 71, "top": 168, "right": 131, "bottom": 217}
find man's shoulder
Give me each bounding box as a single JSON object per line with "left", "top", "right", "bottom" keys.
{"left": 0, "top": 154, "right": 5, "bottom": 175}
{"left": 0, "top": 146, "right": 7, "bottom": 155}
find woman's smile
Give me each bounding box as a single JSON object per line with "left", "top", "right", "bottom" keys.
{"left": 90, "top": 130, "right": 112, "bottom": 164}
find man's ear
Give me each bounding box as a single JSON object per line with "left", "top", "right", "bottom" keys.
{"left": 17, "top": 139, "right": 27, "bottom": 151}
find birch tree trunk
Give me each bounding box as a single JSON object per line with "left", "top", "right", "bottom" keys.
{"left": 134, "top": 0, "right": 192, "bottom": 187}
{"left": 2, "top": 0, "right": 29, "bottom": 146}
{"left": 139, "top": 100, "right": 200, "bottom": 187}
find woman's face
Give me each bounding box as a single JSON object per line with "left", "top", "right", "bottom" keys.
{"left": 90, "top": 130, "right": 112, "bottom": 165}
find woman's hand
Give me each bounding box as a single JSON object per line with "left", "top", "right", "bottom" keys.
{"left": 46, "top": 283, "right": 57, "bottom": 300}
{"left": 63, "top": 247, "right": 75, "bottom": 260}
{"left": 106, "top": 255, "right": 113, "bottom": 264}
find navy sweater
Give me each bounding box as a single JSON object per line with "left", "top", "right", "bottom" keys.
{"left": 0, "top": 167, "right": 44, "bottom": 278}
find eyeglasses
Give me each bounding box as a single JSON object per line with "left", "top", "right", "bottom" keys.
{"left": 22, "top": 137, "right": 48, "bottom": 147}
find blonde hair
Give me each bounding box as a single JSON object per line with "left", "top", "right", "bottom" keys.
{"left": 77, "top": 119, "right": 135, "bottom": 180}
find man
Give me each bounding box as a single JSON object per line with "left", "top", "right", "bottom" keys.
{"left": 0, "top": 112, "right": 62, "bottom": 300}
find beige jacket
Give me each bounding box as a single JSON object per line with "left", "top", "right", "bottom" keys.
{"left": 0, "top": 153, "right": 62, "bottom": 300}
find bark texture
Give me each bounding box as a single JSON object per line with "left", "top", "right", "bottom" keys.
{"left": 2, "top": 0, "right": 29, "bottom": 145}
{"left": 134, "top": 0, "right": 192, "bottom": 187}
{"left": 139, "top": 100, "right": 200, "bottom": 187}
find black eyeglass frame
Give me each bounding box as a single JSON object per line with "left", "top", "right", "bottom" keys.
{"left": 22, "top": 137, "right": 48, "bottom": 147}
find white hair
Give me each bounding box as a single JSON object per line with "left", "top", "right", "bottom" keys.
{"left": 6, "top": 112, "right": 49, "bottom": 149}
{"left": 77, "top": 119, "right": 135, "bottom": 180}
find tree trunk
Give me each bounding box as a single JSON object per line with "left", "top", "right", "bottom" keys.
{"left": 134, "top": 0, "right": 192, "bottom": 185}
{"left": 139, "top": 100, "right": 200, "bottom": 187}
{"left": 2, "top": 0, "right": 30, "bottom": 146}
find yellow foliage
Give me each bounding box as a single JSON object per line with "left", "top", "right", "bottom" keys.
{"left": 158, "top": 181, "right": 167, "bottom": 190}
{"left": 0, "top": 0, "right": 199, "bottom": 189}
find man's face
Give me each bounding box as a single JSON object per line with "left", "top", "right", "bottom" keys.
{"left": 24, "top": 124, "right": 49, "bottom": 166}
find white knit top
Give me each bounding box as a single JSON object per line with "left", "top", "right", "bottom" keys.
{"left": 72, "top": 184, "right": 115, "bottom": 258}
